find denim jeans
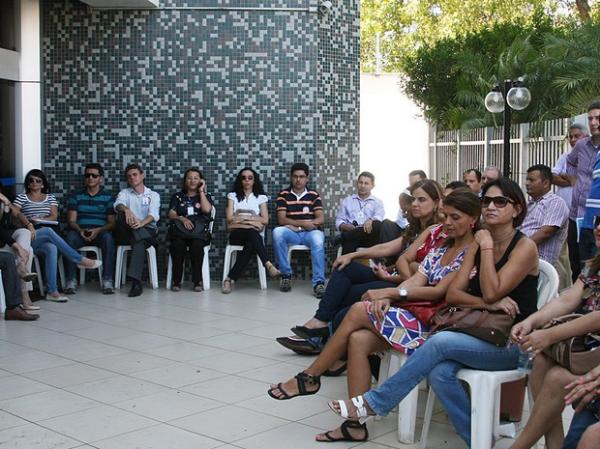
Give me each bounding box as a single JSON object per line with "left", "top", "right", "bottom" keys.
{"left": 65, "top": 230, "right": 115, "bottom": 283}
{"left": 563, "top": 400, "right": 600, "bottom": 449}
{"left": 363, "top": 331, "right": 519, "bottom": 446}
{"left": 272, "top": 226, "right": 325, "bottom": 286}
{"left": 31, "top": 227, "right": 84, "bottom": 294}
{"left": 314, "top": 261, "right": 395, "bottom": 322}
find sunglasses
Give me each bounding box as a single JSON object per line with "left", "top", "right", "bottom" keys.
{"left": 28, "top": 177, "right": 43, "bottom": 184}
{"left": 84, "top": 173, "right": 100, "bottom": 179}
{"left": 241, "top": 176, "right": 254, "bottom": 181}
{"left": 481, "top": 196, "right": 515, "bottom": 208}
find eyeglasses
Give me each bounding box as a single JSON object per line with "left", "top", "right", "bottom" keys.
{"left": 481, "top": 196, "right": 515, "bottom": 208}
{"left": 84, "top": 173, "right": 100, "bottom": 179}
{"left": 241, "top": 176, "right": 254, "bottom": 181}
{"left": 29, "top": 177, "right": 43, "bottom": 184}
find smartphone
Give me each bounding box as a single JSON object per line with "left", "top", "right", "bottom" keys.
{"left": 83, "top": 230, "right": 92, "bottom": 237}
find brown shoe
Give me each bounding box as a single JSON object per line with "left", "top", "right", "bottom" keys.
{"left": 5, "top": 306, "right": 39, "bottom": 321}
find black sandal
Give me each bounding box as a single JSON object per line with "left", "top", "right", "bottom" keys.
{"left": 318, "top": 420, "right": 368, "bottom": 442}
{"left": 291, "top": 325, "right": 330, "bottom": 339}
{"left": 267, "top": 372, "right": 321, "bottom": 400}
{"left": 323, "top": 362, "right": 347, "bottom": 377}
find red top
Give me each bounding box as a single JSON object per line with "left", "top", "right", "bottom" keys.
{"left": 415, "top": 224, "right": 447, "bottom": 263}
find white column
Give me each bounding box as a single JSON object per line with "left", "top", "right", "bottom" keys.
{"left": 14, "top": 0, "right": 41, "bottom": 184}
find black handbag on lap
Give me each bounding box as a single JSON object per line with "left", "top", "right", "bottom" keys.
{"left": 169, "top": 215, "right": 211, "bottom": 243}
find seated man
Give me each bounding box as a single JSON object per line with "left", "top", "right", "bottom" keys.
{"left": 463, "top": 168, "right": 482, "bottom": 194}
{"left": 114, "top": 163, "right": 160, "bottom": 297}
{"left": 272, "top": 163, "right": 325, "bottom": 298}
{"left": 64, "top": 163, "right": 116, "bottom": 295}
{"left": 520, "top": 164, "right": 569, "bottom": 266}
{"left": 334, "top": 171, "right": 384, "bottom": 254}
{"left": 0, "top": 249, "right": 38, "bottom": 321}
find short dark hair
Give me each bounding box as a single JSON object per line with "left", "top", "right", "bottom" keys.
{"left": 290, "top": 163, "right": 309, "bottom": 176}
{"left": 409, "top": 170, "right": 427, "bottom": 180}
{"left": 588, "top": 101, "right": 600, "bottom": 111}
{"left": 463, "top": 168, "right": 482, "bottom": 182}
{"left": 85, "top": 163, "right": 104, "bottom": 177}
{"left": 444, "top": 181, "right": 468, "bottom": 191}
{"left": 358, "top": 171, "right": 375, "bottom": 183}
{"left": 527, "top": 164, "right": 552, "bottom": 183}
{"left": 24, "top": 169, "right": 51, "bottom": 194}
{"left": 124, "top": 163, "right": 144, "bottom": 175}
{"left": 482, "top": 177, "right": 527, "bottom": 227}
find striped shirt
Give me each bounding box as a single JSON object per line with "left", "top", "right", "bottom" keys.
{"left": 276, "top": 187, "right": 323, "bottom": 220}
{"left": 67, "top": 188, "right": 115, "bottom": 228}
{"left": 14, "top": 193, "right": 58, "bottom": 219}
{"left": 567, "top": 137, "right": 599, "bottom": 220}
{"left": 582, "top": 151, "right": 600, "bottom": 230}
{"left": 519, "top": 191, "right": 569, "bottom": 265}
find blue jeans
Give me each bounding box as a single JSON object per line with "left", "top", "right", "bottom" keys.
{"left": 31, "top": 227, "right": 84, "bottom": 294}
{"left": 272, "top": 226, "right": 325, "bottom": 286}
{"left": 65, "top": 230, "right": 115, "bottom": 283}
{"left": 363, "top": 331, "right": 519, "bottom": 446}
{"left": 314, "top": 261, "right": 395, "bottom": 322}
{"left": 563, "top": 400, "right": 600, "bottom": 449}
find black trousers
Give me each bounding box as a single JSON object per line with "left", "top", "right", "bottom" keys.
{"left": 115, "top": 216, "right": 158, "bottom": 283}
{"left": 340, "top": 220, "right": 383, "bottom": 254}
{"left": 567, "top": 219, "right": 581, "bottom": 282}
{"left": 379, "top": 219, "right": 404, "bottom": 244}
{"left": 227, "top": 229, "right": 268, "bottom": 281}
{"left": 0, "top": 252, "right": 22, "bottom": 309}
{"left": 169, "top": 237, "right": 207, "bottom": 286}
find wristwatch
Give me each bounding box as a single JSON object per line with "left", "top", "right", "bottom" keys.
{"left": 399, "top": 288, "right": 408, "bottom": 301}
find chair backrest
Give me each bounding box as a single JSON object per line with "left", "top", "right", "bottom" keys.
{"left": 208, "top": 206, "right": 216, "bottom": 234}
{"left": 537, "top": 259, "right": 559, "bottom": 309}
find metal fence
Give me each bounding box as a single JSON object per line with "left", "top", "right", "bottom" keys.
{"left": 428, "top": 118, "right": 572, "bottom": 188}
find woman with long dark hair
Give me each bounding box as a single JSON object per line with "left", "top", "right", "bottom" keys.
{"left": 167, "top": 168, "right": 213, "bottom": 292}
{"left": 222, "top": 167, "right": 280, "bottom": 293}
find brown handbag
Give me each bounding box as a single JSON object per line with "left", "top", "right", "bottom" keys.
{"left": 541, "top": 313, "right": 600, "bottom": 375}
{"left": 430, "top": 306, "right": 514, "bottom": 347}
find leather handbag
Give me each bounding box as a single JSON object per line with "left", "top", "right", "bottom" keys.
{"left": 169, "top": 216, "right": 211, "bottom": 243}
{"left": 401, "top": 300, "right": 447, "bottom": 326}
{"left": 430, "top": 306, "right": 514, "bottom": 347}
{"left": 542, "top": 313, "right": 600, "bottom": 375}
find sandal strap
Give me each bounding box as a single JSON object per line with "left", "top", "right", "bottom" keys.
{"left": 340, "top": 420, "right": 368, "bottom": 441}
{"left": 295, "top": 372, "right": 320, "bottom": 395}
{"left": 351, "top": 395, "right": 368, "bottom": 418}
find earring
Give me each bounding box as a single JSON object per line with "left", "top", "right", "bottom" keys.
{"left": 470, "top": 222, "right": 475, "bottom": 229}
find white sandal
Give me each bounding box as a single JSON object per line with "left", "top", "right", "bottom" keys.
{"left": 328, "top": 395, "right": 375, "bottom": 424}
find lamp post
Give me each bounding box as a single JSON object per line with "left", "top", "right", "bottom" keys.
{"left": 484, "top": 79, "right": 531, "bottom": 179}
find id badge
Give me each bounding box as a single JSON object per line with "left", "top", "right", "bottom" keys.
{"left": 187, "top": 206, "right": 195, "bottom": 216}
{"left": 357, "top": 210, "right": 365, "bottom": 223}
{"left": 142, "top": 196, "right": 150, "bottom": 206}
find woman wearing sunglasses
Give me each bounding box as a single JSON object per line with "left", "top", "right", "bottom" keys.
{"left": 506, "top": 216, "right": 600, "bottom": 449}
{"left": 12, "top": 169, "right": 101, "bottom": 302}
{"left": 221, "top": 167, "right": 280, "bottom": 293}
{"left": 324, "top": 178, "right": 539, "bottom": 447}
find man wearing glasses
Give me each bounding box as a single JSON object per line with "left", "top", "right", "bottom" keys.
{"left": 65, "top": 163, "right": 116, "bottom": 294}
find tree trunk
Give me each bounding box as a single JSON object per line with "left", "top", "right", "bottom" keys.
{"left": 575, "top": 0, "right": 591, "bottom": 22}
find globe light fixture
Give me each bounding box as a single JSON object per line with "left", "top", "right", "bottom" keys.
{"left": 484, "top": 78, "right": 531, "bottom": 178}
{"left": 484, "top": 90, "right": 505, "bottom": 113}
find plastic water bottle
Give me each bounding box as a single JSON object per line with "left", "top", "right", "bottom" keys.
{"left": 516, "top": 347, "right": 533, "bottom": 372}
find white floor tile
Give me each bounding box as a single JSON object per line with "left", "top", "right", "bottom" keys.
{"left": 142, "top": 341, "right": 221, "bottom": 362}
{"left": 94, "top": 423, "right": 221, "bottom": 449}
{"left": 23, "top": 363, "right": 117, "bottom": 388}
{"left": 181, "top": 375, "right": 269, "bottom": 404}
{"left": 131, "top": 362, "right": 224, "bottom": 388}
{"left": 0, "top": 350, "right": 72, "bottom": 374}
{"left": 39, "top": 405, "right": 157, "bottom": 443}
{"left": 0, "top": 375, "right": 53, "bottom": 401}
{"left": 190, "top": 352, "right": 280, "bottom": 375}
{"left": 170, "top": 404, "right": 289, "bottom": 442}
{"left": 0, "top": 423, "right": 81, "bottom": 449}
{"left": 237, "top": 393, "right": 330, "bottom": 422}
{"left": 65, "top": 375, "right": 167, "bottom": 403}
{"left": 0, "top": 389, "right": 100, "bottom": 421}
{"left": 0, "top": 410, "right": 28, "bottom": 431}
{"left": 85, "top": 351, "right": 175, "bottom": 374}
{"left": 103, "top": 332, "right": 181, "bottom": 351}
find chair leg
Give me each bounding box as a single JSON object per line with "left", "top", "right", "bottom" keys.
{"left": 420, "top": 387, "right": 437, "bottom": 449}
{"left": 469, "top": 379, "right": 496, "bottom": 449}
{"left": 222, "top": 247, "right": 232, "bottom": 286}
{"left": 0, "top": 270, "right": 6, "bottom": 314}
{"left": 166, "top": 255, "right": 172, "bottom": 289}
{"left": 147, "top": 247, "right": 158, "bottom": 289}
{"left": 58, "top": 257, "right": 66, "bottom": 290}
{"left": 257, "top": 256, "right": 267, "bottom": 289}
{"left": 33, "top": 256, "right": 45, "bottom": 296}
{"left": 202, "top": 247, "right": 210, "bottom": 291}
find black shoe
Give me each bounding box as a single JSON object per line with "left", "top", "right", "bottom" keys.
{"left": 128, "top": 282, "right": 143, "bottom": 297}
{"left": 279, "top": 276, "right": 292, "bottom": 292}
{"left": 313, "top": 283, "right": 325, "bottom": 299}
{"left": 276, "top": 336, "right": 321, "bottom": 355}
{"left": 63, "top": 287, "right": 76, "bottom": 295}
{"left": 291, "top": 325, "right": 330, "bottom": 339}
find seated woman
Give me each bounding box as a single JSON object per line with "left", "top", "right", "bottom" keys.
{"left": 563, "top": 363, "right": 600, "bottom": 449}
{"left": 286, "top": 179, "right": 444, "bottom": 343}
{"left": 268, "top": 188, "right": 481, "bottom": 442}
{"left": 167, "top": 168, "right": 213, "bottom": 292}
{"left": 222, "top": 167, "right": 280, "bottom": 293}
{"left": 12, "top": 169, "right": 100, "bottom": 302}
{"left": 326, "top": 178, "right": 539, "bottom": 446}
{"left": 507, "top": 218, "right": 600, "bottom": 449}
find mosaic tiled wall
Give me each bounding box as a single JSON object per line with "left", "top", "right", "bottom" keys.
{"left": 40, "top": 0, "right": 359, "bottom": 280}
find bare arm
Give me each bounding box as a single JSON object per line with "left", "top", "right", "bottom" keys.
{"left": 529, "top": 225, "right": 559, "bottom": 246}
{"left": 552, "top": 173, "right": 572, "bottom": 188}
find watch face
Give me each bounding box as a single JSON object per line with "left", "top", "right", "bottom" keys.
{"left": 400, "top": 288, "right": 408, "bottom": 297}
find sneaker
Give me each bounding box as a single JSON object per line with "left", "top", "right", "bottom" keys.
{"left": 102, "top": 280, "right": 115, "bottom": 295}
{"left": 313, "top": 282, "right": 325, "bottom": 298}
{"left": 45, "top": 293, "right": 69, "bottom": 303}
{"left": 279, "top": 276, "right": 292, "bottom": 292}
{"left": 222, "top": 278, "right": 234, "bottom": 294}
{"left": 64, "top": 279, "right": 77, "bottom": 295}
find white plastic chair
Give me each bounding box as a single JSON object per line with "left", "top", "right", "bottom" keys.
{"left": 222, "top": 245, "right": 267, "bottom": 290}
{"left": 0, "top": 269, "right": 5, "bottom": 314}
{"left": 32, "top": 254, "right": 66, "bottom": 295}
{"left": 166, "top": 207, "right": 215, "bottom": 291}
{"left": 288, "top": 244, "right": 310, "bottom": 264}
{"left": 78, "top": 246, "right": 103, "bottom": 287}
{"left": 419, "top": 259, "right": 559, "bottom": 449}
{"left": 115, "top": 245, "right": 159, "bottom": 290}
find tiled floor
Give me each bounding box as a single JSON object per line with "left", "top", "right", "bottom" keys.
{"left": 0, "top": 281, "right": 552, "bottom": 449}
